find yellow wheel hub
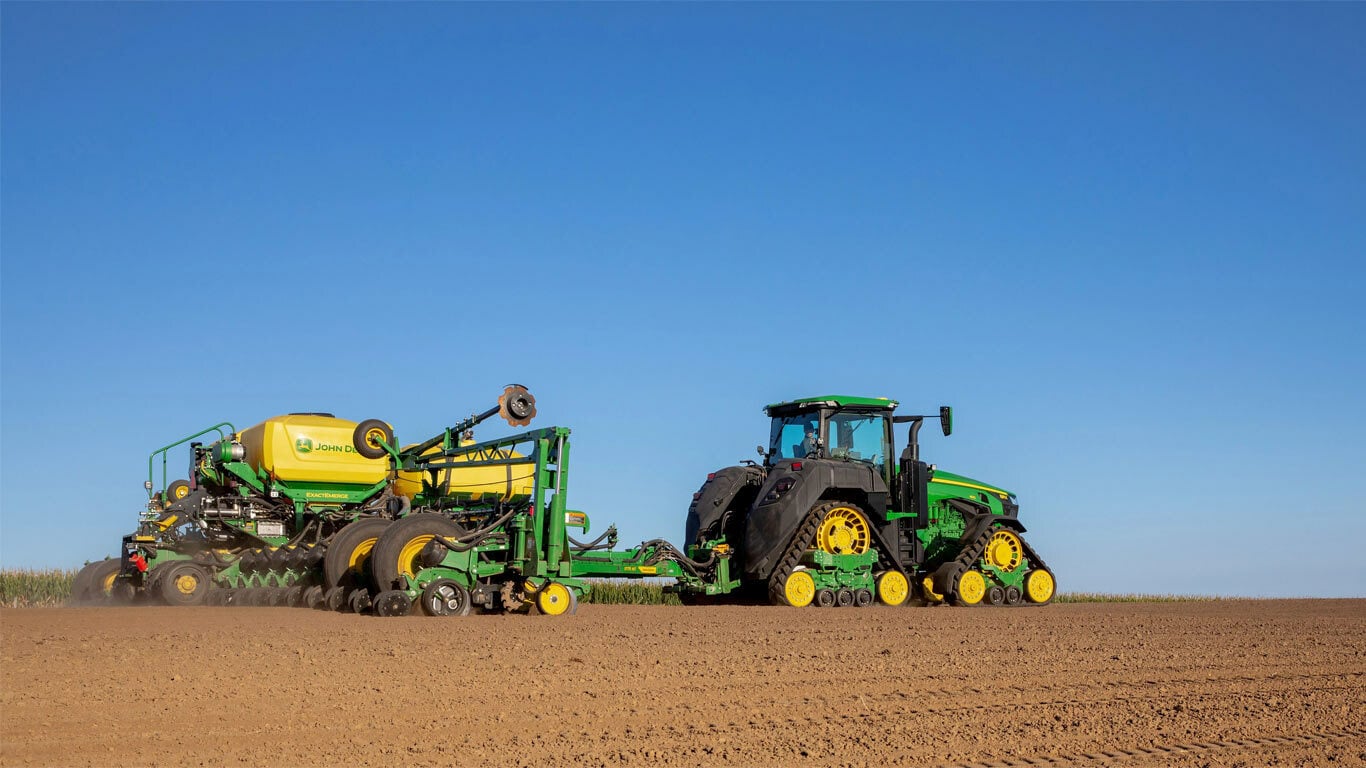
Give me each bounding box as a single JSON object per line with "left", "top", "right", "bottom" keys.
{"left": 174, "top": 574, "right": 199, "bottom": 595}
{"left": 172, "top": 486, "right": 188, "bottom": 500}
{"left": 364, "top": 428, "right": 387, "bottom": 449}
{"left": 537, "top": 582, "right": 573, "bottom": 616}
{"left": 783, "top": 570, "right": 816, "bottom": 607}
{"left": 921, "top": 576, "right": 943, "bottom": 603}
{"left": 984, "top": 530, "right": 1023, "bottom": 572}
{"left": 100, "top": 572, "right": 118, "bottom": 595}
{"left": 396, "top": 535, "right": 437, "bottom": 580}
{"left": 957, "top": 570, "right": 987, "bottom": 605}
{"left": 876, "top": 571, "right": 909, "bottom": 606}
{"left": 1025, "top": 569, "right": 1055, "bottom": 603}
{"left": 347, "top": 537, "right": 379, "bottom": 572}
{"left": 815, "top": 506, "right": 870, "bottom": 555}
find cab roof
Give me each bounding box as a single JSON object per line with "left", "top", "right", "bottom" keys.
{"left": 764, "top": 395, "right": 899, "bottom": 415}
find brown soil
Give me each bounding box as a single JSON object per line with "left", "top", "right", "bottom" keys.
{"left": 2, "top": 600, "right": 1363, "bottom": 767}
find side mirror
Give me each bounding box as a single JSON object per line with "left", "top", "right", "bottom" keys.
{"left": 940, "top": 406, "right": 953, "bottom": 436}
{"left": 756, "top": 445, "right": 768, "bottom": 457}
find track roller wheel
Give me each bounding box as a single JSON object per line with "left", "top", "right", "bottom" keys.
{"left": 835, "top": 588, "right": 854, "bottom": 607}
{"left": 954, "top": 569, "right": 987, "bottom": 607}
{"left": 986, "top": 585, "right": 1005, "bottom": 606}
{"left": 1005, "top": 585, "right": 1022, "bottom": 606}
{"left": 352, "top": 420, "right": 394, "bottom": 460}
{"left": 324, "top": 586, "right": 347, "bottom": 612}
{"left": 421, "top": 579, "right": 472, "bottom": 617}
{"left": 1024, "top": 568, "right": 1056, "bottom": 604}
{"left": 854, "top": 588, "right": 873, "bottom": 607}
{"left": 323, "top": 517, "right": 393, "bottom": 591}
{"left": 303, "top": 585, "right": 325, "bottom": 609}
{"left": 875, "top": 571, "right": 910, "bottom": 607}
{"left": 814, "top": 589, "right": 836, "bottom": 608}
{"left": 158, "top": 562, "right": 210, "bottom": 606}
{"left": 347, "top": 588, "right": 373, "bottom": 614}
{"left": 779, "top": 569, "right": 816, "bottom": 608}
{"left": 373, "top": 590, "right": 413, "bottom": 617}
{"left": 370, "top": 513, "right": 466, "bottom": 592}
{"left": 534, "top": 582, "right": 578, "bottom": 616}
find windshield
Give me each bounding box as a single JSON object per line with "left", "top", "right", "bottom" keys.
{"left": 827, "top": 412, "right": 888, "bottom": 470}
{"left": 768, "top": 414, "right": 820, "bottom": 462}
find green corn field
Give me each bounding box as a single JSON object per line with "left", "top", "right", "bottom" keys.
{"left": 0, "top": 569, "right": 77, "bottom": 608}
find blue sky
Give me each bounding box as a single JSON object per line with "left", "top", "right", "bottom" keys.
{"left": 2, "top": 4, "right": 1362, "bottom": 596}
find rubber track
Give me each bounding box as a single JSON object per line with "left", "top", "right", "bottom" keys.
{"left": 931, "top": 726, "right": 1366, "bottom": 768}
{"left": 765, "top": 505, "right": 827, "bottom": 605}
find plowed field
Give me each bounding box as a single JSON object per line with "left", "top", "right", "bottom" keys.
{"left": 2, "top": 600, "right": 1363, "bottom": 767}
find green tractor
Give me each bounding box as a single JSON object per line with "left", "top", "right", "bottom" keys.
{"left": 682, "top": 396, "right": 1055, "bottom": 607}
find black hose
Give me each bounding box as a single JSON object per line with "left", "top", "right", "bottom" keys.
{"left": 569, "top": 527, "right": 616, "bottom": 552}
{"left": 428, "top": 505, "right": 523, "bottom": 553}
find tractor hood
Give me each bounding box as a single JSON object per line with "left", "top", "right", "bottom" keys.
{"left": 929, "top": 469, "right": 1015, "bottom": 501}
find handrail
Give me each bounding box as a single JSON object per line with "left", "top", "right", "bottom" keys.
{"left": 146, "top": 422, "right": 236, "bottom": 500}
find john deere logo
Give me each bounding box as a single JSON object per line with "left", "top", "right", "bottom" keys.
{"left": 294, "top": 436, "right": 356, "bottom": 455}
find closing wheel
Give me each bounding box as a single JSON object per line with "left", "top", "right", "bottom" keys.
{"left": 780, "top": 569, "right": 816, "bottom": 608}
{"left": 875, "top": 571, "right": 910, "bottom": 607}
{"left": 535, "top": 582, "right": 577, "bottom": 616}
{"left": 814, "top": 589, "right": 836, "bottom": 608}
{"left": 498, "top": 385, "right": 537, "bottom": 427}
{"left": 158, "top": 562, "right": 210, "bottom": 607}
{"left": 285, "top": 585, "right": 305, "bottom": 607}
{"left": 374, "top": 590, "right": 414, "bottom": 617}
{"left": 165, "top": 480, "right": 192, "bottom": 504}
{"left": 348, "top": 588, "right": 373, "bottom": 613}
{"left": 983, "top": 529, "right": 1024, "bottom": 572}
{"left": 1024, "top": 569, "right": 1056, "bottom": 604}
{"left": 352, "top": 419, "right": 395, "bottom": 460}
{"left": 303, "top": 585, "right": 325, "bottom": 610}
{"left": 323, "top": 517, "right": 392, "bottom": 590}
{"left": 324, "top": 586, "right": 347, "bottom": 612}
{"left": 814, "top": 505, "right": 871, "bottom": 555}
{"left": 370, "top": 514, "right": 466, "bottom": 592}
{"left": 422, "top": 579, "right": 472, "bottom": 617}
{"left": 955, "top": 569, "right": 987, "bottom": 606}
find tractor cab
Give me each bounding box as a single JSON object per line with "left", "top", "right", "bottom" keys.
{"left": 764, "top": 396, "right": 898, "bottom": 475}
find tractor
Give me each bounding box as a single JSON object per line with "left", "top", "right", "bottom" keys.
{"left": 682, "top": 396, "right": 1055, "bottom": 607}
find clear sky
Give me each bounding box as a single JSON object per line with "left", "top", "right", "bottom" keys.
{"left": 2, "top": 4, "right": 1363, "bottom": 596}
